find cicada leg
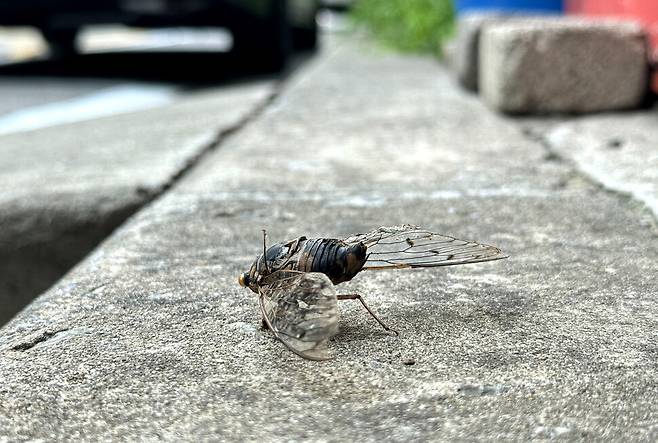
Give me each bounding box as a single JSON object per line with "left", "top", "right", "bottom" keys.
{"left": 337, "top": 293, "right": 399, "bottom": 336}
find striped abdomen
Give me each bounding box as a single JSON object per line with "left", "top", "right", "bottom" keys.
{"left": 295, "top": 238, "right": 368, "bottom": 284}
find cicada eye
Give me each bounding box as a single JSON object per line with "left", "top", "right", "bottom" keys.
{"left": 238, "top": 273, "right": 250, "bottom": 287}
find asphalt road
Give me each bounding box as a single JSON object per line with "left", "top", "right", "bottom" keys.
{"left": 0, "top": 15, "right": 342, "bottom": 123}
{"left": 0, "top": 26, "right": 242, "bottom": 134}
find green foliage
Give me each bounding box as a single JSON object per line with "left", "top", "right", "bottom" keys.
{"left": 352, "top": 0, "right": 455, "bottom": 55}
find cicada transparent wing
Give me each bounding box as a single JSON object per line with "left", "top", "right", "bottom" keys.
{"left": 258, "top": 270, "right": 339, "bottom": 361}
{"left": 343, "top": 225, "right": 507, "bottom": 270}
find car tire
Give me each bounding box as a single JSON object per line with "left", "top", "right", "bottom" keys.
{"left": 292, "top": 22, "right": 318, "bottom": 51}
{"left": 41, "top": 28, "right": 79, "bottom": 58}
{"left": 230, "top": 0, "right": 292, "bottom": 71}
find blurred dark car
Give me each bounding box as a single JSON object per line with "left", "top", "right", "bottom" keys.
{"left": 0, "top": 0, "right": 319, "bottom": 67}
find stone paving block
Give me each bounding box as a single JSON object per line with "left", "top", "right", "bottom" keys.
{"left": 479, "top": 18, "right": 648, "bottom": 113}
{"left": 450, "top": 13, "right": 506, "bottom": 91}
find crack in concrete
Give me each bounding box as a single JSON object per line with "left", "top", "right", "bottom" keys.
{"left": 149, "top": 51, "right": 319, "bottom": 197}
{"left": 10, "top": 328, "right": 69, "bottom": 351}
{"left": 157, "top": 84, "right": 282, "bottom": 196}
{"left": 520, "top": 124, "right": 658, "bottom": 231}
{"left": 1, "top": 74, "right": 287, "bottom": 327}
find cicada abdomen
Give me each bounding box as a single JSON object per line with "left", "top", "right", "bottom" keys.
{"left": 295, "top": 238, "right": 367, "bottom": 284}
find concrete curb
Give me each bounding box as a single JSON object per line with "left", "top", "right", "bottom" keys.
{"left": 0, "top": 81, "right": 275, "bottom": 325}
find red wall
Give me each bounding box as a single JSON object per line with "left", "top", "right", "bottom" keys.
{"left": 567, "top": 0, "right": 658, "bottom": 93}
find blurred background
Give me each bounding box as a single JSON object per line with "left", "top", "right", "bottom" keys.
{"left": 0, "top": 1, "right": 319, "bottom": 138}
{"left": 0, "top": 0, "right": 656, "bottom": 108}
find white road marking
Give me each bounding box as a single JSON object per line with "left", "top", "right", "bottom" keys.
{"left": 78, "top": 27, "right": 232, "bottom": 53}
{"left": 0, "top": 83, "right": 178, "bottom": 135}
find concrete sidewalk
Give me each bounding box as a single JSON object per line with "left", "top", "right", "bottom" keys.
{"left": 544, "top": 114, "right": 658, "bottom": 220}
{"left": 1, "top": 36, "right": 656, "bottom": 440}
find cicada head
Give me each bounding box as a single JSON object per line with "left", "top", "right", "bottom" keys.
{"left": 238, "top": 272, "right": 250, "bottom": 288}
{"left": 239, "top": 247, "right": 273, "bottom": 294}
{"left": 238, "top": 265, "right": 259, "bottom": 294}
{"left": 239, "top": 239, "right": 292, "bottom": 293}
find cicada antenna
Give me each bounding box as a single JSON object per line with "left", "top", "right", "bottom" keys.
{"left": 262, "top": 229, "right": 271, "bottom": 273}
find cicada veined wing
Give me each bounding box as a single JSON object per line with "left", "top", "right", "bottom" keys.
{"left": 342, "top": 225, "right": 507, "bottom": 270}
{"left": 258, "top": 270, "right": 339, "bottom": 361}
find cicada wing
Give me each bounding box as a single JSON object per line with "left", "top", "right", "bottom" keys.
{"left": 342, "top": 224, "right": 419, "bottom": 247}
{"left": 258, "top": 270, "right": 339, "bottom": 361}
{"left": 343, "top": 225, "right": 507, "bottom": 269}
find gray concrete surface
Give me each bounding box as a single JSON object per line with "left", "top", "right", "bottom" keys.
{"left": 542, "top": 113, "right": 658, "bottom": 220}
{"left": 1, "top": 35, "right": 657, "bottom": 441}
{"left": 0, "top": 81, "right": 274, "bottom": 325}
{"left": 450, "top": 13, "right": 505, "bottom": 91}
{"left": 480, "top": 18, "right": 648, "bottom": 113}
{"left": 0, "top": 78, "right": 122, "bottom": 117}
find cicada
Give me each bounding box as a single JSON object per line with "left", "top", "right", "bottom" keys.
{"left": 238, "top": 224, "right": 507, "bottom": 360}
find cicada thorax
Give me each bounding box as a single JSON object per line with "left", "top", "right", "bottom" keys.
{"left": 247, "top": 236, "right": 306, "bottom": 287}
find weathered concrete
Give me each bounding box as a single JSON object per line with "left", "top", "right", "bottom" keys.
{"left": 0, "top": 35, "right": 656, "bottom": 440}
{"left": 479, "top": 18, "right": 648, "bottom": 113}
{"left": 450, "top": 13, "right": 505, "bottom": 91}
{"left": 543, "top": 110, "right": 658, "bottom": 220}
{"left": 0, "top": 81, "right": 274, "bottom": 325}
